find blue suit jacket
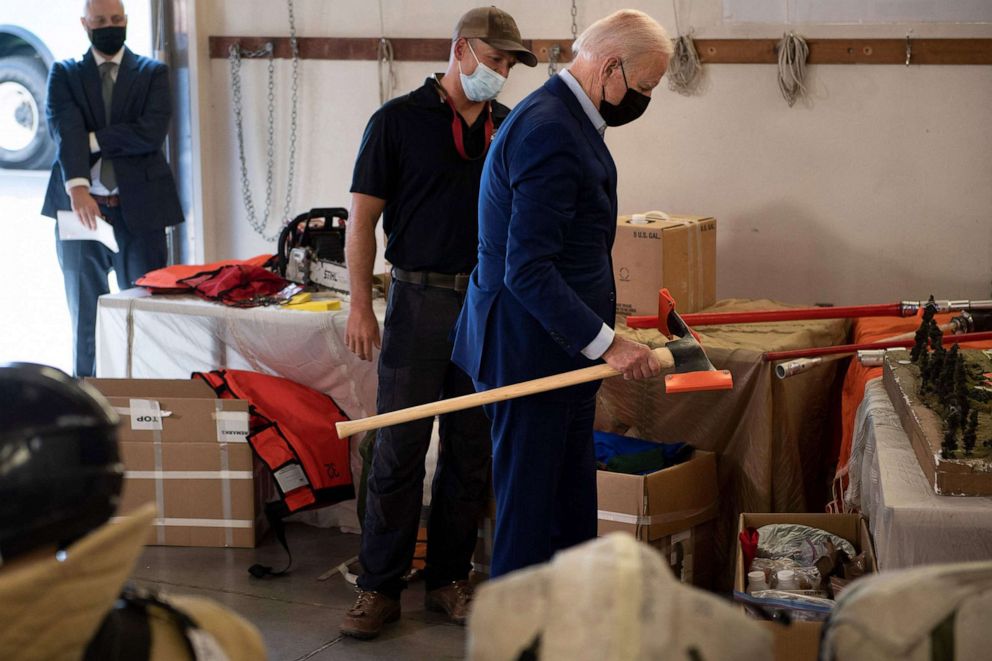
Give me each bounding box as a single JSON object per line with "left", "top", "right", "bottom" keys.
{"left": 451, "top": 75, "right": 618, "bottom": 395}
{"left": 41, "top": 48, "right": 183, "bottom": 232}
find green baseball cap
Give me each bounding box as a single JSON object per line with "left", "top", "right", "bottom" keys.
{"left": 454, "top": 6, "right": 537, "bottom": 67}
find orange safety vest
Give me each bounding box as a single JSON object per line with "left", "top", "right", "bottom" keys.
{"left": 194, "top": 370, "right": 354, "bottom": 512}
{"left": 136, "top": 255, "right": 275, "bottom": 293}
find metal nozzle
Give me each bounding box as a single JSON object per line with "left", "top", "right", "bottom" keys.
{"left": 857, "top": 349, "right": 887, "bottom": 367}
{"left": 775, "top": 357, "right": 823, "bottom": 379}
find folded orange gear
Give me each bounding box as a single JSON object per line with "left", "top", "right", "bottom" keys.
{"left": 136, "top": 254, "right": 274, "bottom": 293}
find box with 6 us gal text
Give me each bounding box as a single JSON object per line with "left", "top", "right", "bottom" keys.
{"left": 613, "top": 213, "right": 716, "bottom": 316}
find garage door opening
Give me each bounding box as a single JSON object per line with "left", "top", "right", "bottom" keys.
{"left": 0, "top": 0, "right": 153, "bottom": 371}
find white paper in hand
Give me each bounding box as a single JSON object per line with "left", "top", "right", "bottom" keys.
{"left": 57, "top": 210, "right": 119, "bottom": 253}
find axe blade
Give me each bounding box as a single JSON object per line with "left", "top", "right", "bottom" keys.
{"left": 664, "top": 334, "right": 733, "bottom": 393}
{"left": 662, "top": 293, "right": 734, "bottom": 393}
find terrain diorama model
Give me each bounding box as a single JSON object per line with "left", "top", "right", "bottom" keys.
{"left": 883, "top": 299, "right": 992, "bottom": 496}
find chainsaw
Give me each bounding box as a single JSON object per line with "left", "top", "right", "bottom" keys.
{"left": 276, "top": 207, "right": 350, "bottom": 295}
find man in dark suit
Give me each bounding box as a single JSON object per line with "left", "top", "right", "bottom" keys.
{"left": 42, "top": 0, "right": 183, "bottom": 377}
{"left": 451, "top": 9, "right": 673, "bottom": 578}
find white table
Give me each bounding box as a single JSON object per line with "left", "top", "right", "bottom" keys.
{"left": 96, "top": 288, "right": 384, "bottom": 420}
{"left": 96, "top": 288, "right": 388, "bottom": 530}
{"left": 845, "top": 378, "right": 992, "bottom": 569}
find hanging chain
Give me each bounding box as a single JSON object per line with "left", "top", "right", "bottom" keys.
{"left": 571, "top": 0, "right": 578, "bottom": 42}
{"left": 285, "top": 0, "right": 299, "bottom": 228}
{"left": 378, "top": 38, "right": 395, "bottom": 104}
{"left": 228, "top": 0, "right": 299, "bottom": 242}
{"left": 376, "top": 0, "right": 395, "bottom": 104}
{"left": 548, "top": 0, "right": 579, "bottom": 77}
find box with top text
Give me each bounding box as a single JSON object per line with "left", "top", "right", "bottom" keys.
{"left": 85, "top": 378, "right": 273, "bottom": 548}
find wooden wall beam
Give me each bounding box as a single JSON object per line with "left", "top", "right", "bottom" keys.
{"left": 209, "top": 36, "right": 992, "bottom": 65}
{"left": 209, "top": 36, "right": 573, "bottom": 63}
{"left": 694, "top": 38, "right": 992, "bottom": 65}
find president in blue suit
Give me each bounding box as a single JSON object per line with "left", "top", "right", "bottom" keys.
{"left": 42, "top": 0, "right": 183, "bottom": 377}
{"left": 452, "top": 10, "right": 673, "bottom": 577}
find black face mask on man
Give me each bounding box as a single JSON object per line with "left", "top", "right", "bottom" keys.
{"left": 89, "top": 26, "right": 127, "bottom": 56}
{"left": 599, "top": 60, "right": 650, "bottom": 127}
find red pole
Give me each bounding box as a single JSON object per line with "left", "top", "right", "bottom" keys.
{"left": 627, "top": 303, "right": 905, "bottom": 329}
{"left": 763, "top": 331, "right": 992, "bottom": 362}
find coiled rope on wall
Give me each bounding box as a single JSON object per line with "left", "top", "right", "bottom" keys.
{"left": 777, "top": 32, "right": 809, "bottom": 107}
{"left": 667, "top": 0, "right": 702, "bottom": 96}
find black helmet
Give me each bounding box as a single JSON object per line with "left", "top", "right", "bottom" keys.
{"left": 0, "top": 364, "right": 123, "bottom": 565}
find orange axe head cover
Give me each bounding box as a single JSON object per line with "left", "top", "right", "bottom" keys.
{"left": 665, "top": 370, "right": 734, "bottom": 393}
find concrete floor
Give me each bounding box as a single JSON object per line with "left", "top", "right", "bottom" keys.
{"left": 131, "top": 523, "right": 466, "bottom": 661}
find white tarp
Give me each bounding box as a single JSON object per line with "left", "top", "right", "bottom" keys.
{"left": 845, "top": 378, "right": 992, "bottom": 569}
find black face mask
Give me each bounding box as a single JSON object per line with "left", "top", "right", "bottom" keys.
{"left": 599, "top": 61, "right": 650, "bottom": 127}
{"left": 89, "top": 26, "right": 127, "bottom": 56}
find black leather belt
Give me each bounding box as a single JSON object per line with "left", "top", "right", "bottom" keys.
{"left": 392, "top": 267, "right": 470, "bottom": 292}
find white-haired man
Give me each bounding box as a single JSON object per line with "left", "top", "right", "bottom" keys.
{"left": 451, "top": 10, "right": 673, "bottom": 577}
{"left": 342, "top": 6, "right": 536, "bottom": 640}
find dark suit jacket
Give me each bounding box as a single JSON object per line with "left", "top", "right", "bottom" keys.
{"left": 451, "top": 75, "right": 618, "bottom": 395}
{"left": 41, "top": 47, "right": 183, "bottom": 232}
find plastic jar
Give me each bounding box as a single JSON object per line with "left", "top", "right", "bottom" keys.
{"left": 776, "top": 569, "right": 800, "bottom": 591}
{"left": 747, "top": 570, "right": 769, "bottom": 593}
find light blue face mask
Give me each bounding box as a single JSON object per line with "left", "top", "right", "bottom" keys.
{"left": 458, "top": 40, "right": 506, "bottom": 102}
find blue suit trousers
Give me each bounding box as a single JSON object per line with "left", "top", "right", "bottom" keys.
{"left": 483, "top": 390, "right": 598, "bottom": 578}
{"left": 55, "top": 204, "right": 166, "bottom": 377}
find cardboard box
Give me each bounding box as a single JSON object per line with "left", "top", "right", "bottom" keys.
{"left": 649, "top": 522, "right": 716, "bottom": 587}
{"left": 473, "top": 451, "right": 718, "bottom": 580}
{"left": 596, "top": 449, "right": 719, "bottom": 540}
{"left": 87, "top": 378, "right": 270, "bottom": 548}
{"left": 613, "top": 213, "right": 716, "bottom": 316}
{"left": 734, "top": 513, "right": 878, "bottom": 661}
{"left": 596, "top": 449, "right": 718, "bottom": 586}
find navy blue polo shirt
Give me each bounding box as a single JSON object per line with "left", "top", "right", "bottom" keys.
{"left": 350, "top": 76, "right": 509, "bottom": 275}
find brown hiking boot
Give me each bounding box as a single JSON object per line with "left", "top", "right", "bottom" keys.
{"left": 425, "top": 580, "right": 474, "bottom": 625}
{"left": 340, "top": 590, "right": 400, "bottom": 640}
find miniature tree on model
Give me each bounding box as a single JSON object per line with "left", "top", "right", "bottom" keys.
{"left": 963, "top": 410, "right": 978, "bottom": 456}
{"left": 942, "top": 407, "right": 961, "bottom": 458}
{"left": 927, "top": 322, "right": 946, "bottom": 391}
{"left": 937, "top": 345, "right": 959, "bottom": 405}
{"left": 911, "top": 299, "right": 938, "bottom": 363}
{"left": 926, "top": 345, "right": 943, "bottom": 392}
{"left": 911, "top": 319, "right": 929, "bottom": 363}
{"left": 928, "top": 317, "right": 944, "bottom": 351}
{"left": 917, "top": 349, "right": 931, "bottom": 395}
{"left": 955, "top": 354, "right": 970, "bottom": 421}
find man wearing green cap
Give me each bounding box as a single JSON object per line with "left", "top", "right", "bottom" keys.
{"left": 342, "top": 6, "right": 536, "bottom": 639}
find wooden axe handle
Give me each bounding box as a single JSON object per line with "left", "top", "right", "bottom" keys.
{"left": 336, "top": 346, "right": 675, "bottom": 438}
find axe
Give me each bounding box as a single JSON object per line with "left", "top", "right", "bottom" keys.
{"left": 335, "top": 289, "right": 732, "bottom": 438}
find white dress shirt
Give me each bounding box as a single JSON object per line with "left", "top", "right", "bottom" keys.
{"left": 557, "top": 69, "right": 615, "bottom": 360}
{"left": 65, "top": 47, "right": 124, "bottom": 196}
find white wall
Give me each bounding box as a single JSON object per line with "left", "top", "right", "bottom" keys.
{"left": 189, "top": 0, "right": 992, "bottom": 304}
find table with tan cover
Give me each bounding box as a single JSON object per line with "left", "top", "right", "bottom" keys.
{"left": 597, "top": 299, "right": 849, "bottom": 587}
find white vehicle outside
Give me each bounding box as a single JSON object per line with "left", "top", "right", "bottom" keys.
{"left": 0, "top": 0, "right": 151, "bottom": 169}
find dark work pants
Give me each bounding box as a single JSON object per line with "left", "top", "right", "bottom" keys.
{"left": 483, "top": 391, "right": 598, "bottom": 578}
{"left": 358, "top": 280, "right": 491, "bottom": 599}
{"left": 55, "top": 205, "right": 167, "bottom": 377}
